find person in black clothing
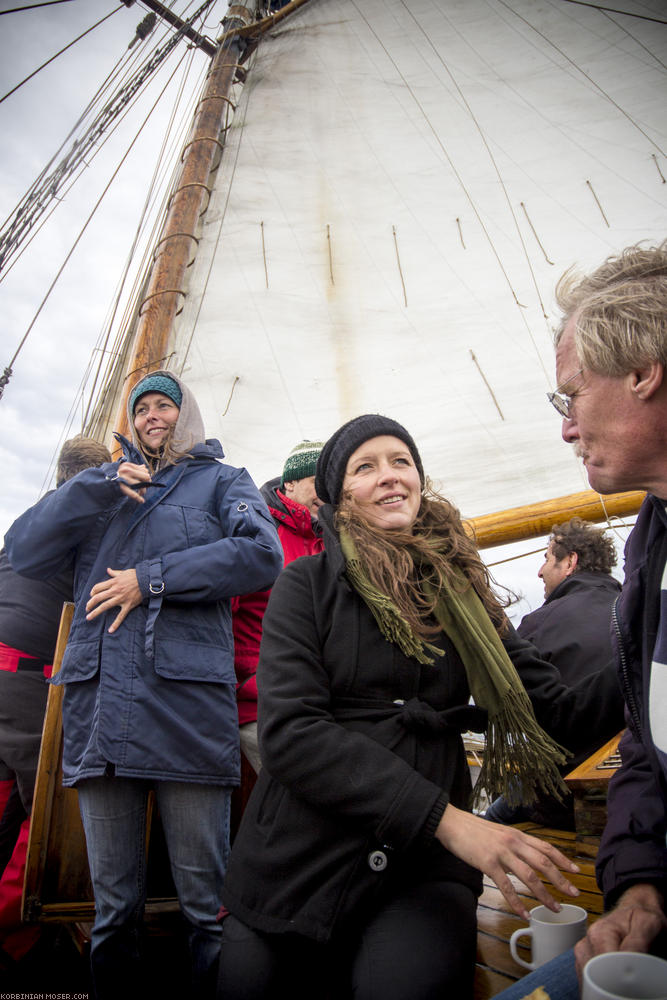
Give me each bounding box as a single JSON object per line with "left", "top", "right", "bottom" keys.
{"left": 218, "top": 414, "right": 621, "bottom": 1000}
{"left": 0, "top": 436, "right": 111, "bottom": 876}
{"left": 485, "top": 517, "right": 625, "bottom": 827}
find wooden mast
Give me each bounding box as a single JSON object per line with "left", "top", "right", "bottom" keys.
{"left": 112, "top": 5, "right": 253, "bottom": 444}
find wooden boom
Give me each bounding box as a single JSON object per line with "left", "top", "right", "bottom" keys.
{"left": 466, "top": 489, "right": 645, "bottom": 550}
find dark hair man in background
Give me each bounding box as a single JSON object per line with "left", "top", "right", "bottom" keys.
{"left": 486, "top": 517, "right": 624, "bottom": 828}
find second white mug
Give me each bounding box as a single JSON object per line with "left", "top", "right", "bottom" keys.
{"left": 509, "top": 903, "right": 588, "bottom": 971}
{"left": 581, "top": 951, "right": 667, "bottom": 999}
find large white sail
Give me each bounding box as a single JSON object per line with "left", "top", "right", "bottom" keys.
{"left": 160, "top": 0, "right": 667, "bottom": 519}
{"left": 2, "top": 0, "right": 666, "bottom": 535}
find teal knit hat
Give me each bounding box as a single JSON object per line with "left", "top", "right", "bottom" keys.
{"left": 281, "top": 440, "right": 325, "bottom": 486}
{"left": 130, "top": 373, "right": 182, "bottom": 413}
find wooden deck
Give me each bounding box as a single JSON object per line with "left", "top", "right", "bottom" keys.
{"left": 473, "top": 823, "right": 603, "bottom": 999}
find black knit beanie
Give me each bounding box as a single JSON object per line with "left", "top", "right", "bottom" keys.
{"left": 315, "top": 414, "right": 425, "bottom": 506}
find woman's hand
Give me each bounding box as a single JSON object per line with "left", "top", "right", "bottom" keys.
{"left": 116, "top": 462, "right": 151, "bottom": 503}
{"left": 574, "top": 884, "right": 667, "bottom": 978}
{"left": 436, "top": 803, "right": 580, "bottom": 918}
{"left": 86, "top": 568, "right": 142, "bottom": 633}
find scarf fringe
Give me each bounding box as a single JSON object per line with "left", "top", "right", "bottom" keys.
{"left": 473, "top": 693, "right": 570, "bottom": 811}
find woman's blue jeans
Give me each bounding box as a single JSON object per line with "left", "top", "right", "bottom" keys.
{"left": 77, "top": 776, "right": 231, "bottom": 999}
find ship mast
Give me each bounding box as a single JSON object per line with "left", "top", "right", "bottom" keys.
{"left": 112, "top": 4, "right": 254, "bottom": 441}
{"left": 111, "top": 1, "right": 315, "bottom": 441}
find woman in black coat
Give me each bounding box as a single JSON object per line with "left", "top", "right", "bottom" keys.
{"left": 218, "top": 414, "right": 584, "bottom": 1000}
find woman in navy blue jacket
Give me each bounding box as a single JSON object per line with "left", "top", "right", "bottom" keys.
{"left": 5, "top": 371, "right": 282, "bottom": 999}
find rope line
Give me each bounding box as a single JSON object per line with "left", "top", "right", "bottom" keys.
{"left": 2, "top": 50, "right": 191, "bottom": 398}
{"left": 0, "top": 5, "right": 119, "bottom": 104}
{"left": 496, "top": 0, "right": 666, "bottom": 158}
{"left": 353, "top": 0, "right": 550, "bottom": 382}
{"left": 0, "top": 0, "right": 216, "bottom": 276}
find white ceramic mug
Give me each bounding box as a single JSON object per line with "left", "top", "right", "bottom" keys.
{"left": 509, "top": 903, "right": 588, "bottom": 971}
{"left": 582, "top": 951, "right": 667, "bottom": 999}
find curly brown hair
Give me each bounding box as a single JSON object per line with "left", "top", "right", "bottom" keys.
{"left": 335, "top": 480, "right": 510, "bottom": 639}
{"left": 549, "top": 517, "right": 617, "bottom": 574}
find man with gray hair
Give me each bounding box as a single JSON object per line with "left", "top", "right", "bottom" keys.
{"left": 495, "top": 243, "right": 667, "bottom": 998}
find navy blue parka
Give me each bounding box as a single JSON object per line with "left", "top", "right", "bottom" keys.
{"left": 5, "top": 380, "right": 282, "bottom": 788}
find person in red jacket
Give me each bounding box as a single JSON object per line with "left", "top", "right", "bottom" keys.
{"left": 232, "top": 441, "right": 324, "bottom": 772}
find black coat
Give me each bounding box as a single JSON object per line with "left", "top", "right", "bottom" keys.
{"left": 222, "top": 508, "right": 623, "bottom": 942}
{"left": 596, "top": 495, "right": 667, "bottom": 907}
{"left": 514, "top": 571, "right": 625, "bottom": 827}
{"left": 517, "top": 571, "right": 621, "bottom": 687}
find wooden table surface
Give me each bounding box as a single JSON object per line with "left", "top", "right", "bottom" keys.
{"left": 474, "top": 823, "right": 603, "bottom": 999}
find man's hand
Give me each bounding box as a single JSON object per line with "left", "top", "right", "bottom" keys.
{"left": 436, "top": 803, "right": 581, "bottom": 919}
{"left": 574, "top": 884, "right": 667, "bottom": 978}
{"left": 86, "top": 568, "right": 142, "bottom": 633}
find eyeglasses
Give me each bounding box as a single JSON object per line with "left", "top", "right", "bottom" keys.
{"left": 546, "top": 369, "right": 583, "bottom": 418}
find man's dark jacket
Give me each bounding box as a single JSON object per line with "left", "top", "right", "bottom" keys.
{"left": 596, "top": 495, "right": 667, "bottom": 908}
{"left": 513, "top": 570, "right": 625, "bottom": 828}
{"left": 518, "top": 571, "right": 621, "bottom": 687}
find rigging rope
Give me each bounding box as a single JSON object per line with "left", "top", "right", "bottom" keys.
{"left": 497, "top": 0, "right": 666, "bottom": 158}
{"left": 0, "top": 0, "right": 76, "bottom": 14}
{"left": 0, "top": 4, "right": 121, "bottom": 106}
{"left": 0, "top": 13, "right": 176, "bottom": 283}
{"left": 0, "top": 41, "right": 195, "bottom": 403}
{"left": 402, "top": 0, "right": 553, "bottom": 324}
{"left": 0, "top": 0, "right": 216, "bottom": 280}
{"left": 81, "top": 44, "right": 204, "bottom": 432}
{"left": 561, "top": 1, "right": 667, "bottom": 26}
{"left": 597, "top": 9, "right": 667, "bottom": 72}
{"left": 354, "top": 0, "right": 551, "bottom": 387}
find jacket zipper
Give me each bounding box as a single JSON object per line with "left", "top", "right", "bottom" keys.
{"left": 611, "top": 595, "right": 642, "bottom": 738}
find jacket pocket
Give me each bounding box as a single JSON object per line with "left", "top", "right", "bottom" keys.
{"left": 153, "top": 636, "right": 236, "bottom": 683}
{"left": 52, "top": 639, "right": 100, "bottom": 686}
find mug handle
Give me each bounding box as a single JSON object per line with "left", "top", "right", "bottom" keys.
{"left": 509, "top": 927, "right": 536, "bottom": 971}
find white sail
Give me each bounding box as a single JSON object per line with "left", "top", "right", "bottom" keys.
{"left": 163, "top": 0, "right": 667, "bottom": 518}
{"left": 1, "top": 0, "right": 666, "bottom": 537}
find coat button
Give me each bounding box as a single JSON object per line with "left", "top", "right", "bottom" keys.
{"left": 368, "top": 850, "right": 388, "bottom": 871}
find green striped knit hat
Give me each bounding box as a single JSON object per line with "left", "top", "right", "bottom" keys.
{"left": 281, "top": 440, "right": 325, "bottom": 486}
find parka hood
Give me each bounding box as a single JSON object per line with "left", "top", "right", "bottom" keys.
{"left": 126, "top": 369, "right": 206, "bottom": 461}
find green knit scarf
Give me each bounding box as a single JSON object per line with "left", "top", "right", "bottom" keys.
{"left": 340, "top": 528, "right": 569, "bottom": 809}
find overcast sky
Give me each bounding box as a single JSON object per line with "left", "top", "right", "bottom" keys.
{"left": 0, "top": 0, "right": 635, "bottom": 618}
